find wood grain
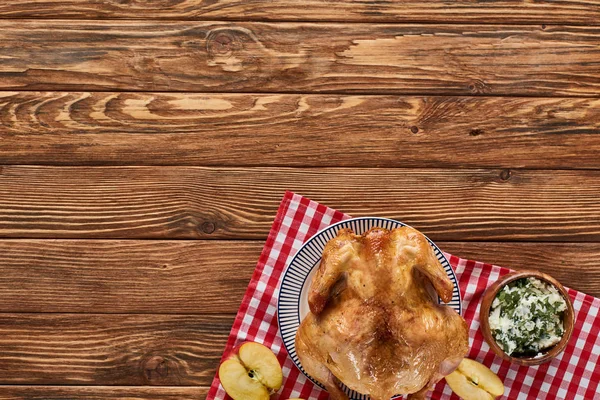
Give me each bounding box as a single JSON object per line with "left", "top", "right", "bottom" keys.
{"left": 0, "top": 313, "right": 231, "bottom": 386}
{"left": 0, "top": 240, "right": 258, "bottom": 314}
{"left": 440, "top": 242, "right": 600, "bottom": 297}
{"left": 1, "top": 22, "right": 600, "bottom": 96}
{"left": 2, "top": 92, "right": 600, "bottom": 168}
{"left": 0, "top": 0, "right": 599, "bottom": 25}
{"left": 0, "top": 240, "right": 599, "bottom": 316}
{"left": 2, "top": 166, "right": 600, "bottom": 241}
{"left": 0, "top": 243, "right": 596, "bottom": 387}
{"left": 0, "top": 387, "right": 207, "bottom": 400}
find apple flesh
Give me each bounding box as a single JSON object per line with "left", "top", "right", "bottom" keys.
{"left": 219, "top": 341, "right": 283, "bottom": 400}
{"left": 445, "top": 358, "right": 505, "bottom": 400}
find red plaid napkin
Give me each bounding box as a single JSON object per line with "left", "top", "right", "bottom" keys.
{"left": 208, "top": 192, "right": 600, "bottom": 400}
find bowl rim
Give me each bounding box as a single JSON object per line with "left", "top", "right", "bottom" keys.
{"left": 479, "top": 270, "right": 575, "bottom": 366}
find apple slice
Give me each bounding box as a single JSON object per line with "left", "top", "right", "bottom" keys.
{"left": 446, "top": 372, "right": 495, "bottom": 400}
{"left": 445, "top": 358, "right": 505, "bottom": 400}
{"left": 219, "top": 341, "right": 283, "bottom": 400}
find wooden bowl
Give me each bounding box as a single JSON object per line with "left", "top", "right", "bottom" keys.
{"left": 480, "top": 270, "right": 574, "bottom": 366}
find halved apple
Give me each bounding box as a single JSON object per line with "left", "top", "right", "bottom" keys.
{"left": 218, "top": 341, "right": 283, "bottom": 400}
{"left": 445, "top": 358, "right": 505, "bottom": 400}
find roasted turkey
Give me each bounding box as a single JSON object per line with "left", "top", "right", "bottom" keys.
{"left": 295, "top": 227, "right": 469, "bottom": 400}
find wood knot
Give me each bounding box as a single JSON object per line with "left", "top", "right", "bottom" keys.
{"left": 206, "top": 29, "right": 244, "bottom": 57}
{"left": 500, "top": 169, "right": 512, "bottom": 181}
{"left": 468, "top": 80, "right": 490, "bottom": 94}
{"left": 201, "top": 221, "right": 216, "bottom": 234}
{"left": 143, "top": 356, "right": 169, "bottom": 381}
{"left": 410, "top": 126, "right": 419, "bottom": 134}
{"left": 209, "top": 33, "right": 234, "bottom": 55}
{"left": 206, "top": 28, "right": 250, "bottom": 72}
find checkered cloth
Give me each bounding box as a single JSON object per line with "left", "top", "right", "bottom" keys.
{"left": 208, "top": 192, "right": 600, "bottom": 400}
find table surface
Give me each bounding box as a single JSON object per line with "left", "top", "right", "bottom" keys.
{"left": 1, "top": 1, "right": 600, "bottom": 399}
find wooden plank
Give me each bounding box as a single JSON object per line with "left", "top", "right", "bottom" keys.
{"left": 0, "top": 240, "right": 259, "bottom": 314}
{"left": 2, "top": 166, "right": 600, "bottom": 241}
{"left": 0, "top": 239, "right": 598, "bottom": 387}
{"left": 2, "top": 92, "right": 600, "bottom": 168}
{"left": 1, "top": 22, "right": 600, "bottom": 96}
{"left": 0, "top": 240, "right": 598, "bottom": 316}
{"left": 0, "top": 386, "right": 207, "bottom": 400}
{"left": 0, "top": 313, "right": 231, "bottom": 386}
{"left": 440, "top": 242, "right": 600, "bottom": 297}
{"left": 0, "top": 0, "right": 599, "bottom": 25}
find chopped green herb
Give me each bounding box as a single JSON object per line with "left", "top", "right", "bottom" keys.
{"left": 488, "top": 277, "right": 567, "bottom": 356}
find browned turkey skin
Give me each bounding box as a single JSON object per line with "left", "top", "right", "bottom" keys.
{"left": 295, "top": 227, "right": 469, "bottom": 400}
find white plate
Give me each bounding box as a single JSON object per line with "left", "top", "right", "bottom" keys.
{"left": 277, "top": 217, "right": 462, "bottom": 400}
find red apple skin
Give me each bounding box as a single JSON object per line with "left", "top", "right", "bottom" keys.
{"left": 228, "top": 341, "right": 251, "bottom": 358}
{"left": 217, "top": 341, "right": 250, "bottom": 381}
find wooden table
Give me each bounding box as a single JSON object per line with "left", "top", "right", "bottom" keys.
{"left": 0, "top": 1, "right": 599, "bottom": 398}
